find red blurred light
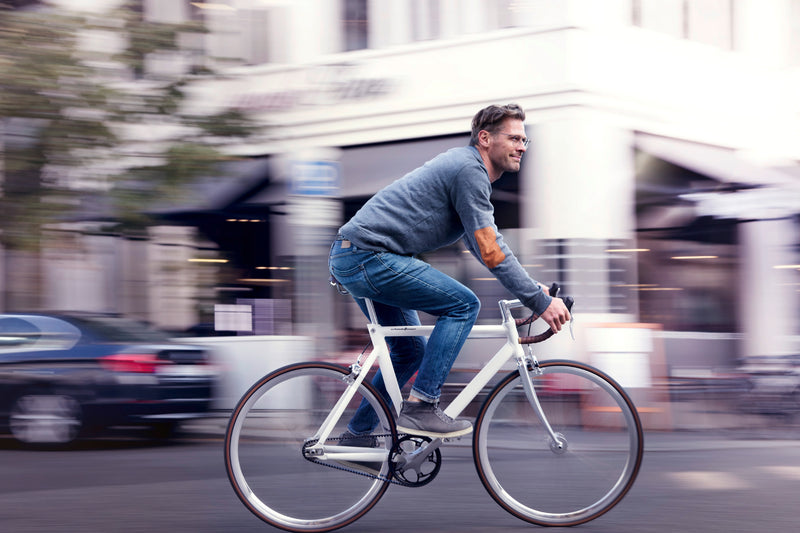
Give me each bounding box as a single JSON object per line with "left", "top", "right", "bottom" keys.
{"left": 101, "top": 353, "right": 165, "bottom": 373}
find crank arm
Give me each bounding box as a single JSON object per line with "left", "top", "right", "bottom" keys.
{"left": 393, "top": 437, "right": 442, "bottom": 470}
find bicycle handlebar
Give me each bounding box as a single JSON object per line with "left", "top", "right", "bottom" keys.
{"left": 517, "top": 283, "right": 574, "bottom": 345}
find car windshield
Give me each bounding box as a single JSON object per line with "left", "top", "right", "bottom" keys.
{"left": 68, "top": 316, "right": 172, "bottom": 343}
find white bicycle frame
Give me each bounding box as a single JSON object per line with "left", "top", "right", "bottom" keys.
{"left": 306, "top": 297, "right": 562, "bottom": 464}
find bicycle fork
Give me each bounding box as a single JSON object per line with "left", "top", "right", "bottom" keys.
{"left": 517, "top": 355, "right": 568, "bottom": 454}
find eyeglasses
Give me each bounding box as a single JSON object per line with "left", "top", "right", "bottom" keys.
{"left": 496, "top": 132, "right": 529, "bottom": 148}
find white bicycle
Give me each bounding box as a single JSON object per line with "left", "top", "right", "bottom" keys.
{"left": 224, "top": 285, "right": 643, "bottom": 532}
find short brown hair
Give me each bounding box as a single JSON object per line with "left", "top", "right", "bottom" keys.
{"left": 470, "top": 104, "right": 526, "bottom": 146}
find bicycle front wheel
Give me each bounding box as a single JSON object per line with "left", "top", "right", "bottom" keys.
{"left": 473, "top": 360, "right": 643, "bottom": 527}
{"left": 224, "top": 362, "right": 396, "bottom": 532}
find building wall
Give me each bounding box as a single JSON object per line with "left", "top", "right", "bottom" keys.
{"left": 45, "top": 1, "right": 798, "bottom": 363}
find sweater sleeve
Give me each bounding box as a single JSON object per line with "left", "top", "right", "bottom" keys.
{"left": 450, "top": 166, "right": 552, "bottom": 315}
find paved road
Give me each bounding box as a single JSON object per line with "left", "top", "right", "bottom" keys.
{"left": 1, "top": 429, "right": 799, "bottom": 533}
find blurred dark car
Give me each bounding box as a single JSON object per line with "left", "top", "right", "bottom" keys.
{"left": 0, "top": 312, "right": 218, "bottom": 445}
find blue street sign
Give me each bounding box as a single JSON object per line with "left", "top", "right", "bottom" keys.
{"left": 290, "top": 160, "right": 340, "bottom": 196}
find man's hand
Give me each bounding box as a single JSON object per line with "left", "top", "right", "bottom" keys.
{"left": 540, "top": 297, "right": 571, "bottom": 333}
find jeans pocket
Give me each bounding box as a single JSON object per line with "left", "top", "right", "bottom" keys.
{"left": 330, "top": 261, "right": 380, "bottom": 298}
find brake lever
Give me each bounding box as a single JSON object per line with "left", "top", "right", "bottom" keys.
{"left": 568, "top": 313, "right": 575, "bottom": 340}
{"left": 564, "top": 296, "right": 575, "bottom": 340}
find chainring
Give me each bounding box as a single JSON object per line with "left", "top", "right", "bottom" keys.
{"left": 389, "top": 434, "right": 442, "bottom": 487}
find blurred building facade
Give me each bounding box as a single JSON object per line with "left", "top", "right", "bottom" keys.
{"left": 21, "top": 1, "right": 800, "bottom": 372}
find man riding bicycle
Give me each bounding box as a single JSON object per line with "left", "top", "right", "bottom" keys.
{"left": 329, "top": 103, "right": 571, "bottom": 443}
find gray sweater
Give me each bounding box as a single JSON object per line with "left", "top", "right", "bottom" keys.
{"left": 339, "top": 145, "right": 551, "bottom": 314}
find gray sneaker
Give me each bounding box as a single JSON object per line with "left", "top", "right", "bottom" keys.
{"left": 396, "top": 401, "right": 473, "bottom": 439}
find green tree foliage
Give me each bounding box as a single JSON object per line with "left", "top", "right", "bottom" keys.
{"left": 86, "top": 1, "right": 259, "bottom": 234}
{"left": 0, "top": 2, "right": 259, "bottom": 245}
{"left": 0, "top": 7, "right": 115, "bottom": 250}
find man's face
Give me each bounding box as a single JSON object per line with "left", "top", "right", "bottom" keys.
{"left": 487, "top": 118, "right": 527, "bottom": 175}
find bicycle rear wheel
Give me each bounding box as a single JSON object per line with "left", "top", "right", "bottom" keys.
{"left": 473, "top": 360, "right": 643, "bottom": 527}
{"left": 225, "top": 362, "right": 396, "bottom": 532}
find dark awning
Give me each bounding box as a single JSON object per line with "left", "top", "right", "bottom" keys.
{"left": 150, "top": 157, "right": 278, "bottom": 223}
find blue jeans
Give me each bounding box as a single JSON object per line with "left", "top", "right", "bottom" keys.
{"left": 329, "top": 237, "right": 480, "bottom": 435}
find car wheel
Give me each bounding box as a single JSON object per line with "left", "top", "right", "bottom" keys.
{"left": 9, "top": 394, "right": 83, "bottom": 444}
{"left": 149, "top": 420, "right": 180, "bottom": 441}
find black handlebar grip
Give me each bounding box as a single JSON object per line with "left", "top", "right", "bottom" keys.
{"left": 549, "top": 283, "right": 560, "bottom": 298}
{"left": 549, "top": 283, "right": 574, "bottom": 312}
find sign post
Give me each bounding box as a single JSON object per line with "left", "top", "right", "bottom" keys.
{"left": 289, "top": 158, "right": 342, "bottom": 342}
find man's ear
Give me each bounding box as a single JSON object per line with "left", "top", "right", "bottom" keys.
{"left": 478, "top": 130, "right": 491, "bottom": 147}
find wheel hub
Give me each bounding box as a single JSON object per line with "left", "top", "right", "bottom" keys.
{"left": 10, "top": 394, "right": 82, "bottom": 444}
{"left": 549, "top": 432, "right": 568, "bottom": 454}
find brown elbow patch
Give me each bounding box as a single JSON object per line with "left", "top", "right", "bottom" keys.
{"left": 474, "top": 227, "right": 506, "bottom": 269}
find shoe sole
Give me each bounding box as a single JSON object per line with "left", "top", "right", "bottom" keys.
{"left": 395, "top": 423, "right": 473, "bottom": 439}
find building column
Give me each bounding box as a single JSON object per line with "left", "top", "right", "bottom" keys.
{"left": 370, "top": 0, "right": 413, "bottom": 48}
{"left": 147, "top": 226, "right": 199, "bottom": 331}
{"left": 286, "top": 152, "right": 342, "bottom": 350}
{"left": 520, "top": 112, "right": 638, "bottom": 318}
{"left": 738, "top": 218, "right": 799, "bottom": 359}
{"left": 733, "top": 0, "right": 793, "bottom": 68}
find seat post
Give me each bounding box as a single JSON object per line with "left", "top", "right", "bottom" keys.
{"left": 363, "top": 298, "right": 380, "bottom": 325}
